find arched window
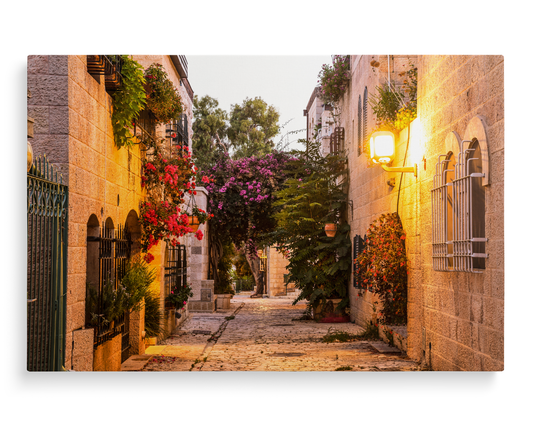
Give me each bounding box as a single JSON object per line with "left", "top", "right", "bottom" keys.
{"left": 357, "top": 95, "right": 362, "bottom": 156}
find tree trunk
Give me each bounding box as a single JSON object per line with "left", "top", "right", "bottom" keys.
{"left": 208, "top": 226, "right": 222, "bottom": 286}
{"left": 244, "top": 247, "right": 262, "bottom": 297}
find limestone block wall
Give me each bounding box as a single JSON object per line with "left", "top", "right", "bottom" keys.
{"left": 267, "top": 247, "right": 290, "bottom": 296}
{"left": 416, "top": 55, "right": 504, "bottom": 371}
{"left": 28, "top": 55, "right": 146, "bottom": 370}
{"left": 337, "top": 55, "right": 419, "bottom": 328}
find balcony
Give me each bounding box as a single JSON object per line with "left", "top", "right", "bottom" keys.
{"left": 87, "top": 55, "right": 123, "bottom": 92}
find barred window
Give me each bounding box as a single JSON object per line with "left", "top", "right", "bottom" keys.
{"left": 357, "top": 95, "right": 362, "bottom": 156}
{"left": 363, "top": 87, "right": 368, "bottom": 147}
{"left": 431, "top": 137, "right": 487, "bottom": 273}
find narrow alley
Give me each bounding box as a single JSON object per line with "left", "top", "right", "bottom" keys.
{"left": 122, "top": 296, "right": 422, "bottom": 372}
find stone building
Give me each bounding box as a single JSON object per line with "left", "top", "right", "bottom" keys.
{"left": 310, "top": 55, "right": 504, "bottom": 371}
{"left": 27, "top": 55, "right": 210, "bottom": 371}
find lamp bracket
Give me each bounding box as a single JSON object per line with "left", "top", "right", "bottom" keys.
{"left": 381, "top": 163, "right": 417, "bottom": 178}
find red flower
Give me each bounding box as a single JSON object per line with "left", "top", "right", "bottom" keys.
{"left": 195, "top": 230, "right": 204, "bottom": 241}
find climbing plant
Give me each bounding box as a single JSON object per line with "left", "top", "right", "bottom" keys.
{"left": 354, "top": 212, "right": 408, "bottom": 325}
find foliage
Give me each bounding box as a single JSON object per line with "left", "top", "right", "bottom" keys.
{"left": 143, "top": 289, "right": 165, "bottom": 338}
{"left": 202, "top": 151, "right": 296, "bottom": 252}
{"left": 139, "top": 135, "right": 205, "bottom": 262}
{"left": 166, "top": 284, "right": 193, "bottom": 309}
{"left": 368, "top": 62, "right": 418, "bottom": 133}
{"left": 265, "top": 137, "right": 351, "bottom": 312}
{"left": 354, "top": 212, "right": 408, "bottom": 325}
{"left": 120, "top": 257, "right": 157, "bottom": 312}
{"left": 192, "top": 205, "right": 211, "bottom": 225}
{"left": 192, "top": 95, "right": 229, "bottom": 173}
{"left": 111, "top": 55, "right": 147, "bottom": 149}
{"left": 322, "top": 321, "right": 380, "bottom": 343}
{"left": 86, "top": 280, "right": 128, "bottom": 326}
{"left": 227, "top": 97, "right": 280, "bottom": 159}
{"left": 144, "top": 63, "right": 184, "bottom": 124}
{"left": 215, "top": 241, "right": 235, "bottom": 294}
{"left": 317, "top": 55, "right": 350, "bottom": 107}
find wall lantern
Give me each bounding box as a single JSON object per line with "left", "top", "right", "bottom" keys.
{"left": 369, "top": 131, "right": 417, "bottom": 177}
{"left": 325, "top": 223, "right": 337, "bottom": 237}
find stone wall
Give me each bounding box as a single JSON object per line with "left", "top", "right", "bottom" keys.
{"left": 27, "top": 55, "right": 192, "bottom": 370}
{"left": 415, "top": 55, "right": 504, "bottom": 371}
{"left": 267, "top": 247, "right": 290, "bottom": 296}
{"left": 337, "top": 55, "right": 504, "bottom": 370}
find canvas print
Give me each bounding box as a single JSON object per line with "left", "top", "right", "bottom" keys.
{"left": 26, "top": 55, "right": 504, "bottom": 372}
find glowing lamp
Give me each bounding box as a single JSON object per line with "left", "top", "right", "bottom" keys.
{"left": 370, "top": 131, "right": 395, "bottom": 164}
{"left": 369, "top": 130, "right": 417, "bottom": 178}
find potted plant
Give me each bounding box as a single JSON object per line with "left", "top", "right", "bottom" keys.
{"left": 188, "top": 205, "right": 210, "bottom": 232}
{"left": 165, "top": 284, "right": 193, "bottom": 315}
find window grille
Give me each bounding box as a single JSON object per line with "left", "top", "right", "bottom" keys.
{"left": 357, "top": 95, "right": 362, "bottom": 156}
{"left": 166, "top": 113, "right": 189, "bottom": 149}
{"left": 353, "top": 234, "right": 366, "bottom": 289}
{"left": 164, "top": 245, "right": 187, "bottom": 298}
{"left": 330, "top": 127, "right": 345, "bottom": 154}
{"left": 431, "top": 140, "right": 488, "bottom": 272}
{"left": 363, "top": 87, "right": 368, "bottom": 146}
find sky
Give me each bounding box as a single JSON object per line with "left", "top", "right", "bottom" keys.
{"left": 187, "top": 55, "right": 332, "bottom": 151}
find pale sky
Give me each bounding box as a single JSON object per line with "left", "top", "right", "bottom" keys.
{"left": 187, "top": 55, "right": 332, "bottom": 151}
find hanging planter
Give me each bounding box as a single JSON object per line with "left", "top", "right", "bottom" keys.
{"left": 188, "top": 215, "right": 200, "bottom": 232}
{"left": 325, "top": 223, "right": 337, "bottom": 237}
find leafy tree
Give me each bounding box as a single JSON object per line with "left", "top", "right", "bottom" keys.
{"left": 200, "top": 151, "right": 297, "bottom": 294}
{"left": 227, "top": 97, "right": 280, "bottom": 159}
{"left": 192, "top": 95, "right": 229, "bottom": 173}
{"left": 265, "top": 137, "right": 351, "bottom": 314}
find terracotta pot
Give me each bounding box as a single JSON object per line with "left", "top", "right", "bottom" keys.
{"left": 188, "top": 215, "right": 200, "bottom": 232}
{"left": 324, "top": 223, "right": 337, "bottom": 237}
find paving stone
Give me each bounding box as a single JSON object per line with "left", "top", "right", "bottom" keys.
{"left": 140, "top": 296, "right": 421, "bottom": 372}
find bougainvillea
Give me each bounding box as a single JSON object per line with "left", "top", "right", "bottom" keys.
{"left": 139, "top": 136, "right": 209, "bottom": 262}
{"left": 354, "top": 212, "right": 408, "bottom": 325}
{"left": 317, "top": 55, "right": 350, "bottom": 107}
{"left": 199, "top": 151, "right": 297, "bottom": 289}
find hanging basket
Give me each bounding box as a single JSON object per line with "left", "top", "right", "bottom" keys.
{"left": 325, "top": 223, "right": 337, "bottom": 237}
{"left": 188, "top": 215, "right": 200, "bottom": 232}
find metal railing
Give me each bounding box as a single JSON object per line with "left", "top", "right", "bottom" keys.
{"left": 27, "top": 156, "right": 68, "bottom": 371}
{"left": 86, "top": 55, "right": 123, "bottom": 92}
{"left": 431, "top": 141, "right": 488, "bottom": 273}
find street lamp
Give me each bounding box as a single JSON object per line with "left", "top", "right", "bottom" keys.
{"left": 369, "top": 130, "right": 417, "bottom": 177}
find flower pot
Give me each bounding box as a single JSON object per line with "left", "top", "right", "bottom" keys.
{"left": 188, "top": 215, "right": 200, "bottom": 232}
{"left": 325, "top": 223, "right": 337, "bottom": 237}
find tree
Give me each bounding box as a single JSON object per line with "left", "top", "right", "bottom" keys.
{"left": 227, "top": 97, "right": 280, "bottom": 159}
{"left": 264, "top": 136, "right": 351, "bottom": 313}
{"left": 200, "top": 151, "right": 297, "bottom": 295}
{"left": 191, "top": 95, "right": 228, "bottom": 173}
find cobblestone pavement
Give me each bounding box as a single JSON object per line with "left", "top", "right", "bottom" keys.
{"left": 140, "top": 295, "right": 422, "bottom": 372}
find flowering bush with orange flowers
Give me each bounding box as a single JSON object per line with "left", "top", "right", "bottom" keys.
{"left": 354, "top": 212, "right": 408, "bottom": 325}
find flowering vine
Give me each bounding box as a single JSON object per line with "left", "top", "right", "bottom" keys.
{"left": 317, "top": 55, "right": 350, "bottom": 107}
{"left": 139, "top": 135, "right": 209, "bottom": 262}
{"left": 354, "top": 212, "right": 408, "bottom": 325}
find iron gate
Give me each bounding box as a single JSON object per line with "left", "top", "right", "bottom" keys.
{"left": 27, "top": 156, "right": 68, "bottom": 371}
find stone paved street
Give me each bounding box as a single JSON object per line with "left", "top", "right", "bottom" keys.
{"left": 137, "top": 295, "right": 422, "bottom": 372}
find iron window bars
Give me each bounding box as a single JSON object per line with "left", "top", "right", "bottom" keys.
{"left": 353, "top": 234, "right": 367, "bottom": 289}
{"left": 86, "top": 223, "right": 132, "bottom": 348}
{"left": 431, "top": 140, "right": 488, "bottom": 272}
{"left": 86, "top": 55, "right": 123, "bottom": 92}
{"left": 330, "top": 127, "right": 345, "bottom": 154}
{"left": 165, "top": 114, "right": 189, "bottom": 150}
{"left": 164, "top": 245, "right": 187, "bottom": 300}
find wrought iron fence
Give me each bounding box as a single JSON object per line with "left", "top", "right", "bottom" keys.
{"left": 27, "top": 156, "right": 68, "bottom": 371}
